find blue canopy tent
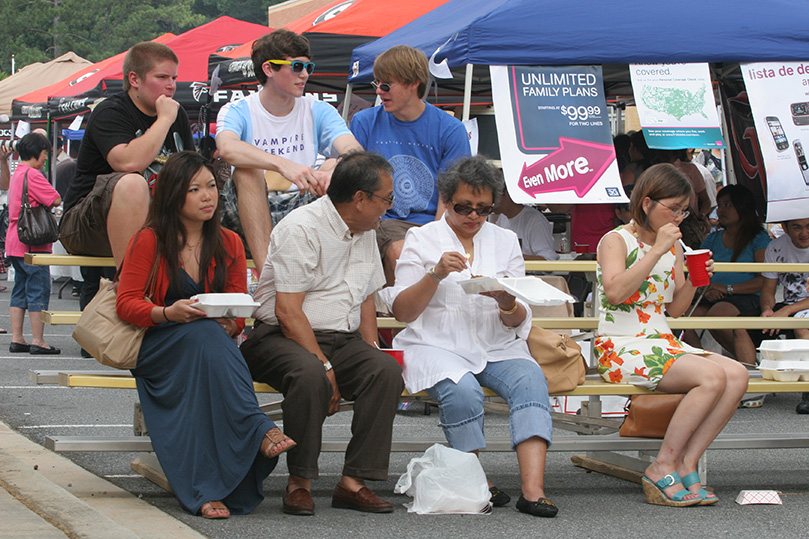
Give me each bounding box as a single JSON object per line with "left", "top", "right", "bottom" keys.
{"left": 347, "top": 0, "right": 809, "bottom": 119}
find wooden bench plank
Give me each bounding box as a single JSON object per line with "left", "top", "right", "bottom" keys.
{"left": 26, "top": 253, "right": 258, "bottom": 269}
{"left": 41, "top": 310, "right": 809, "bottom": 331}
{"left": 56, "top": 372, "right": 809, "bottom": 396}
{"left": 26, "top": 253, "right": 809, "bottom": 274}
{"left": 44, "top": 431, "right": 809, "bottom": 453}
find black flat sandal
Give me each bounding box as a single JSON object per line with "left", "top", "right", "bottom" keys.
{"left": 489, "top": 486, "right": 511, "bottom": 507}
{"left": 516, "top": 495, "right": 558, "bottom": 518}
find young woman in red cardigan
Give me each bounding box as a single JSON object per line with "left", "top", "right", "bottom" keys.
{"left": 116, "top": 151, "right": 294, "bottom": 519}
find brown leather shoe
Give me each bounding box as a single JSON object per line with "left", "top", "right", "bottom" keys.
{"left": 331, "top": 484, "right": 393, "bottom": 513}
{"left": 283, "top": 487, "right": 314, "bottom": 516}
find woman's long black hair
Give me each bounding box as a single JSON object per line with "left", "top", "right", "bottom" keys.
{"left": 145, "top": 151, "right": 229, "bottom": 295}
{"left": 717, "top": 184, "right": 765, "bottom": 262}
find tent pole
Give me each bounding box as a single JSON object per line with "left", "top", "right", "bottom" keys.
{"left": 462, "top": 64, "right": 473, "bottom": 121}
{"left": 342, "top": 84, "right": 353, "bottom": 124}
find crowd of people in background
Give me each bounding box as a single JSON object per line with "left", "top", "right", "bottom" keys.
{"left": 1, "top": 26, "right": 809, "bottom": 520}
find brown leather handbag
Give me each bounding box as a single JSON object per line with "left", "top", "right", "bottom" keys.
{"left": 618, "top": 394, "right": 684, "bottom": 438}
{"left": 526, "top": 326, "right": 587, "bottom": 394}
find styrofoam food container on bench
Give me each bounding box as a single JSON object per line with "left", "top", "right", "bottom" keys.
{"left": 757, "top": 359, "right": 809, "bottom": 381}
{"left": 758, "top": 368, "right": 809, "bottom": 382}
{"left": 190, "top": 293, "right": 260, "bottom": 318}
{"left": 759, "top": 339, "right": 809, "bottom": 361}
{"left": 457, "top": 276, "right": 576, "bottom": 306}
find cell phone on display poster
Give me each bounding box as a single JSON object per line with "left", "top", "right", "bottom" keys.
{"left": 794, "top": 139, "right": 809, "bottom": 185}
{"left": 766, "top": 116, "right": 790, "bottom": 152}
{"left": 791, "top": 102, "right": 809, "bottom": 126}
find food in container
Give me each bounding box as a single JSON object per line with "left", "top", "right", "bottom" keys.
{"left": 190, "top": 293, "right": 260, "bottom": 318}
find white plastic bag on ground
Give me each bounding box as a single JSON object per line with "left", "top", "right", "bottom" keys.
{"left": 394, "top": 443, "right": 492, "bottom": 514}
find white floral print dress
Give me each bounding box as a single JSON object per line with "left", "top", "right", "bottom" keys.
{"left": 594, "top": 227, "right": 705, "bottom": 390}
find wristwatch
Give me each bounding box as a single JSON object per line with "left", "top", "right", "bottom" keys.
{"left": 726, "top": 284, "right": 734, "bottom": 296}
{"left": 323, "top": 360, "right": 333, "bottom": 372}
{"left": 427, "top": 267, "right": 443, "bottom": 282}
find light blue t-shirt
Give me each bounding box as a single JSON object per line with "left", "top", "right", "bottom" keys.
{"left": 216, "top": 93, "right": 349, "bottom": 169}
{"left": 350, "top": 103, "right": 470, "bottom": 224}
{"left": 700, "top": 229, "right": 770, "bottom": 286}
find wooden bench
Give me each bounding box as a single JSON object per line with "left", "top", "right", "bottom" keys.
{"left": 27, "top": 252, "right": 809, "bottom": 274}
{"left": 28, "top": 253, "right": 809, "bottom": 331}
{"left": 36, "top": 369, "right": 809, "bottom": 489}
{"left": 28, "top": 253, "right": 809, "bottom": 487}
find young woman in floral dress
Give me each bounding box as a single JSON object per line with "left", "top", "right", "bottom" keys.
{"left": 594, "top": 163, "right": 748, "bottom": 507}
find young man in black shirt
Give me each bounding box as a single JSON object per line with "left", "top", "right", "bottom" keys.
{"left": 60, "top": 42, "right": 193, "bottom": 269}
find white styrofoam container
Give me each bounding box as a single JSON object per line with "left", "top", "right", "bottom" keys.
{"left": 458, "top": 276, "right": 576, "bottom": 306}
{"left": 190, "top": 293, "right": 260, "bottom": 318}
{"left": 757, "top": 359, "right": 809, "bottom": 372}
{"left": 458, "top": 277, "right": 502, "bottom": 294}
{"left": 758, "top": 340, "right": 809, "bottom": 361}
{"left": 759, "top": 368, "right": 802, "bottom": 382}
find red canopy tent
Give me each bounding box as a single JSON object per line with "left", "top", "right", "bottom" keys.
{"left": 12, "top": 17, "right": 270, "bottom": 122}
{"left": 11, "top": 33, "right": 176, "bottom": 122}
{"left": 207, "top": 0, "right": 452, "bottom": 91}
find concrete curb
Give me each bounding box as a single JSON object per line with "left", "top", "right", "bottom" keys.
{"left": 0, "top": 421, "right": 205, "bottom": 539}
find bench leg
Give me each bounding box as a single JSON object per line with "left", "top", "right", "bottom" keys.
{"left": 130, "top": 452, "right": 172, "bottom": 493}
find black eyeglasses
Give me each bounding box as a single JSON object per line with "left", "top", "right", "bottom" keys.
{"left": 371, "top": 80, "right": 400, "bottom": 92}
{"left": 653, "top": 199, "right": 690, "bottom": 219}
{"left": 366, "top": 191, "right": 395, "bottom": 206}
{"left": 452, "top": 202, "right": 495, "bottom": 216}
{"left": 266, "top": 59, "right": 315, "bottom": 74}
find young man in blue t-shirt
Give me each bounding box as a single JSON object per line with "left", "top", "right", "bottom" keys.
{"left": 216, "top": 29, "right": 362, "bottom": 272}
{"left": 350, "top": 45, "right": 470, "bottom": 285}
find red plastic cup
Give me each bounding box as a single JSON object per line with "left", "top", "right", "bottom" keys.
{"left": 381, "top": 349, "right": 404, "bottom": 366}
{"left": 574, "top": 243, "right": 590, "bottom": 253}
{"left": 685, "top": 249, "right": 711, "bottom": 287}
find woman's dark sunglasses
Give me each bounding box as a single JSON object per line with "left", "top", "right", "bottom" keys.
{"left": 266, "top": 59, "right": 316, "bottom": 75}
{"left": 452, "top": 202, "right": 495, "bottom": 216}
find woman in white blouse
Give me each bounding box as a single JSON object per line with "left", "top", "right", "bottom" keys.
{"left": 382, "top": 156, "right": 556, "bottom": 518}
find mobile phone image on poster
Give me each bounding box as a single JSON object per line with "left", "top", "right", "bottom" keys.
{"left": 491, "top": 65, "right": 624, "bottom": 205}
{"left": 742, "top": 61, "right": 809, "bottom": 221}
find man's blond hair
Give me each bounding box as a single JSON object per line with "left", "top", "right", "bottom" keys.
{"left": 373, "top": 45, "right": 429, "bottom": 98}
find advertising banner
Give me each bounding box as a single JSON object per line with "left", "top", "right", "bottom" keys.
{"left": 630, "top": 63, "right": 724, "bottom": 150}
{"left": 742, "top": 61, "right": 809, "bottom": 222}
{"left": 490, "top": 65, "right": 623, "bottom": 205}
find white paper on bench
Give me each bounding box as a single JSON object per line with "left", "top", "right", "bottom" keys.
{"left": 457, "top": 276, "right": 576, "bottom": 306}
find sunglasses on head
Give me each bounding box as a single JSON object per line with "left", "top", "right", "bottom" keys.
{"left": 266, "top": 59, "right": 315, "bottom": 74}
{"left": 452, "top": 202, "right": 495, "bottom": 216}
{"left": 371, "top": 80, "right": 400, "bottom": 92}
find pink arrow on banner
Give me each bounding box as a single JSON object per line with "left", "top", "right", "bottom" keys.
{"left": 518, "top": 137, "right": 616, "bottom": 198}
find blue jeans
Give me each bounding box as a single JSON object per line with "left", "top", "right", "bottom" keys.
{"left": 9, "top": 257, "right": 50, "bottom": 312}
{"left": 425, "top": 359, "right": 552, "bottom": 452}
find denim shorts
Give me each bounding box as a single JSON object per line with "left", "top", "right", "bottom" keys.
{"left": 9, "top": 257, "right": 50, "bottom": 311}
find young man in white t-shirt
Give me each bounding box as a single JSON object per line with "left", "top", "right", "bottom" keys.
{"left": 760, "top": 217, "right": 809, "bottom": 413}
{"left": 216, "top": 29, "right": 362, "bottom": 272}
{"left": 491, "top": 186, "right": 558, "bottom": 261}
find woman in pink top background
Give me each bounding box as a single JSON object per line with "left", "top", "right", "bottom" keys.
{"left": 6, "top": 132, "right": 62, "bottom": 354}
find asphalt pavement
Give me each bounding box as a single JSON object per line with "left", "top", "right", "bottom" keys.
{"left": 1, "top": 275, "right": 808, "bottom": 538}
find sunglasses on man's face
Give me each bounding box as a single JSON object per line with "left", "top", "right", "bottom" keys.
{"left": 266, "top": 59, "right": 315, "bottom": 75}
{"left": 452, "top": 202, "right": 495, "bottom": 216}
{"left": 371, "top": 80, "right": 400, "bottom": 93}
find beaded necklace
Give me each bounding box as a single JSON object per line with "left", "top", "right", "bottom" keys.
{"left": 628, "top": 219, "right": 653, "bottom": 251}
